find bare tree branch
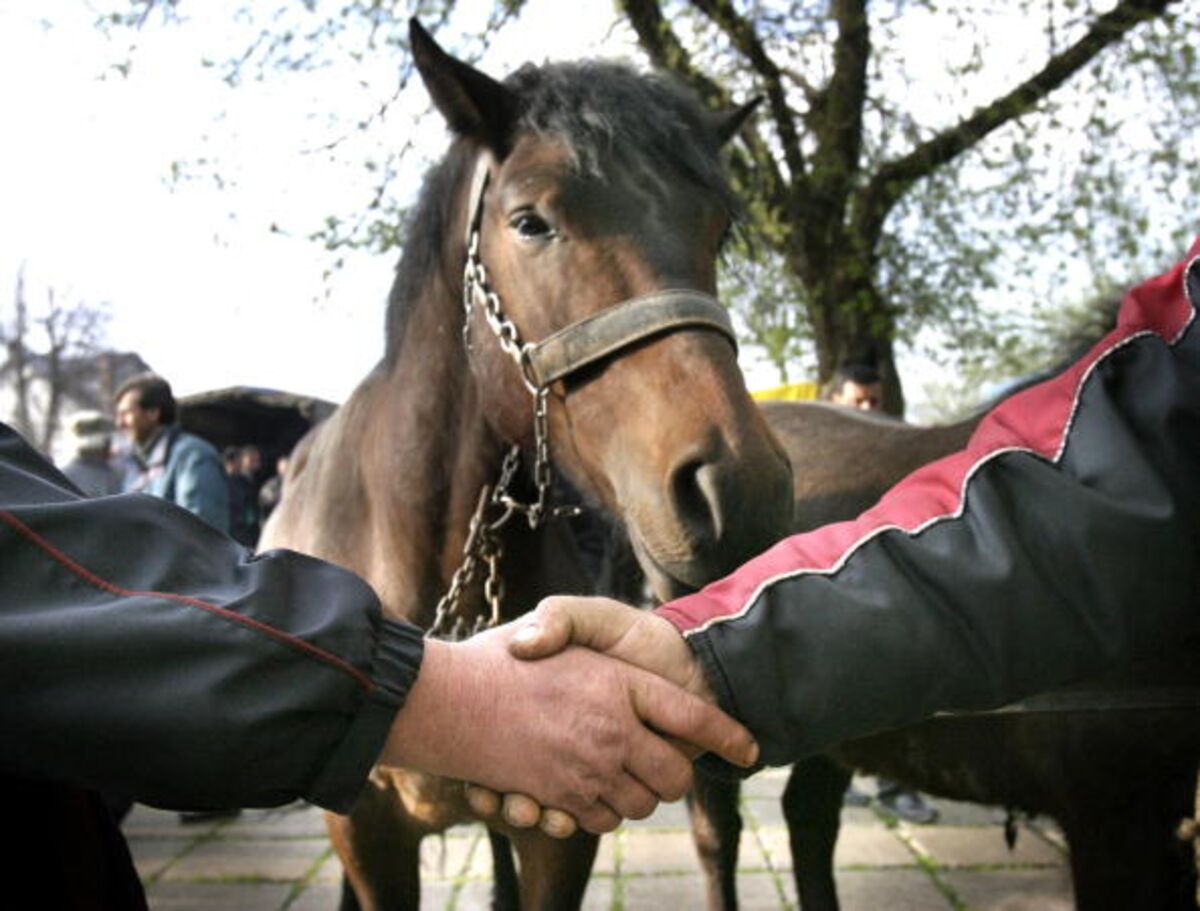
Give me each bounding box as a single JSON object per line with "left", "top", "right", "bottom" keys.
{"left": 618, "top": 0, "right": 726, "bottom": 104}
{"left": 617, "top": 0, "right": 791, "bottom": 239}
{"left": 806, "top": 0, "right": 869, "bottom": 225}
{"left": 855, "top": 0, "right": 1177, "bottom": 243}
{"left": 690, "top": 0, "right": 808, "bottom": 182}
{"left": 4, "top": 267, "right": 34, "bottom": 440}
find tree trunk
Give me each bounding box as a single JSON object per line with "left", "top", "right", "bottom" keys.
{"left": 799, "top": 249, "right": 906, "bottom": 417}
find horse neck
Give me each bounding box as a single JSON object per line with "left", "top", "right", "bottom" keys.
{"left": 342, "top": 274, "right": 507, "bottom": 625}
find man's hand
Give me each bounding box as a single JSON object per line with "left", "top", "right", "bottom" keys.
{"left": 509, "top": 596, "right": 714, "bottom": 705}
{"left": 379, "top": 616, "right": 755, "bottom": 836}
{"left": 466, "top": 596, "right": 744, "bottom": 838}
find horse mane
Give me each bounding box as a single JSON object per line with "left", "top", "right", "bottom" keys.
{"left": 383, "top": 60, "right": 741, "bottom": 365}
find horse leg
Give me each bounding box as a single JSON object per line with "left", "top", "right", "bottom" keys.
{"left": 783, "top": 755, "right": 852, "bottom": 911}
{"left": 1058, "top": 759, "right": 1199, "bottom": 911}
{"left": 488, "top": 828, "right": 520, "bottom": 911}
{"left": 325, "top": 788, "right": 423, "bottom": 911}
{"left": 506, "top": 829, "right": 600, "bottom": 910}
{"left": 687, "top": 771, "right": 743, "bottom": 910}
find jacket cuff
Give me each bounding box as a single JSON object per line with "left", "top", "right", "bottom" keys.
{"left": 308, "top": 619, "right": 425, "bottom": 812}
{"left": 689, "top": 630, "right": 764, "bottom": 781}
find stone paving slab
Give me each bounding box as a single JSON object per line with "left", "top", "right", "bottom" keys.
{"left": 284, "top": 883, "right": 341, "bottom": 911}
{"left": 124, "top": 805, "right": 203, "bottom": 837}
{"left": 906, "top": 825, "right": 1065, "bottom": 869}
{"left": 143, "top": 882, "right": 293, "bottom": 910}
{"left": 621, "top": 870, "right": 712, "bottom": 906}
{"left": 126, "top": 837, "right": 194, "bottom": 880}
{"left": 834, "top": 869, "right": 955, "bottom": 910}
{"left": 159, "top": 837, "right": 328, "bottom": 882}
{"left": 933, "top": 799, "right": 1011, "bottom": 827}
{"left": 940, "top": 868, "right": 1075, "bottom": 910}
{"left": 418, "top": 830, "right": 484, "bottom": 880}
{"left": 741, "top": 767, "right": 792, "bottom": 797}
{"left": 756, "top": 823, "right": 919, "bottom": 870}
{"left": 125, "top": 772, "right": 1082, "bottom": 910}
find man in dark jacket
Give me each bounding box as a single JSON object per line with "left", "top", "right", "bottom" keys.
{"left": 0, "top": 424, "right": 755, "bottom": 906}
{"left": 495, "top": 237, "right": 1200, "bottom": 833}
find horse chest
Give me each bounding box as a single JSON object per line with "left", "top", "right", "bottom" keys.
{"left": 368, "top": 765, "right": 475, "bottom": 833}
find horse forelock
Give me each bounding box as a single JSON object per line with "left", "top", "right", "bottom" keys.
{"left": 504, "top": 61, "right": 739, "bottom": 216}
{"left": 383, "top": 60, "right": 740, "bottom": 366}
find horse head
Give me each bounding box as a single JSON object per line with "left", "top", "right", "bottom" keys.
{"left": 407, "top": 19, "right": 792, "bottom": 598}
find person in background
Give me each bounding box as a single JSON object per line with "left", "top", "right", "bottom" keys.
{"left": 114, "top": 372, "right": 230, "bottom": 536}
{"left": 827, "top": 361, "right": 885, "bottom": 411}
{"left": 59, "top": 410, "right": 123, "bottom": 498}
{"left": 227, "top": 444, "right": 263, "bottom": 547}
{"left": 222, "top": 444, "right": 241, "bottom": 477}
{"left": 258, "top": 453, "right": 289, "bottom": 523}
{"left": 239, "top": 444, "right": 263, "bottom": 486}
{"left": 819, "top": 361, "right": 941, "bottom": 822}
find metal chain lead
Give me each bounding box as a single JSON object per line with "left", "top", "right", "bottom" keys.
{"left": 429, "top": 224, "right": 580, "bottom": 640}
{"left": 464, "top": 222, "right": 581, "bottom": 529}
{"left": 425, "top": 477, "right": 513, "bottom": 641}
{"left": 463, "top": 231, "right": 529, "bottom": 377}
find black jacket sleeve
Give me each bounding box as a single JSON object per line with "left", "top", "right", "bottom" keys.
{"left": 0, "top": 423, "right": 424, "bottom": 813}
{"left": 660, "top": 244, "right": 1200, "bottom": 769}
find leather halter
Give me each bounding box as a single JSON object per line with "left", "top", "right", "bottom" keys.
{"left": 462, "top": 154, "right": 737, "bottom": 389}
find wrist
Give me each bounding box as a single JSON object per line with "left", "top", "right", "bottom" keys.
{"left": 644, "top": 611, "right": 715, "bottom": 703}
{"left": 380, "top": 639, "right": 484, "bottom": 775}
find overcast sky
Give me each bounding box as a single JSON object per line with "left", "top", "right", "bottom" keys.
{"left": 0, "top": 1, "right": 1067, "bottom": 413}
{"left": 0, "top": 1, "right": 655, "bottom": 404}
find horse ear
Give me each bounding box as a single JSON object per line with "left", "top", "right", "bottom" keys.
{"left": 409, "top": 18, "right": 518, "bottom": 152}
{"left": 709, "top": 96, "right": 763, "bottom": 146}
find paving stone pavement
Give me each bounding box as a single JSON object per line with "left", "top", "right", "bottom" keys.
{"left": 124, "top": 770, "right": 1073, "bottom": 910}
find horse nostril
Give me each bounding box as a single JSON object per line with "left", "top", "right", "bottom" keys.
{"left": 669, "top": 457, "right": 726, "bottom": 546}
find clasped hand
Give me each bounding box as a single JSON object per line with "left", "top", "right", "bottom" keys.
{"left": 475, "top": 596, "right": 748, "bottom": 837}
{"left": 381, "top": 597, "right": 753, "bottom": 838}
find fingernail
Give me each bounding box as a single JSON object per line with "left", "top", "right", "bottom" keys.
{"left": 513, "top": 623, "right": 540, "bottom": 643}
{"left": 743, "top": 741, "right": 760, "bottom": 767}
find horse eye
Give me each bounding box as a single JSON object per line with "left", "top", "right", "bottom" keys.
{"left": 510, "top": 212, "right": 554, "bottom": 240}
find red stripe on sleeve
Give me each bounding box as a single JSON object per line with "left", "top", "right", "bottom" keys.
{"left": 0, "top": 509, "right": 376, "bottom": 693}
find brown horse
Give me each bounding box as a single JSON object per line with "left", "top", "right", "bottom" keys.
{"left": 684, "top": 398, "right": 1200, "bottom": 910}
{"left": 260, "top": 20, "right": 792, "bottom": 911}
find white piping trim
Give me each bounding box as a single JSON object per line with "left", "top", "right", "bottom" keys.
{"left": 683, "top": 276, "right": 1197, "bottom": 639}
{"left": 1175, "top": 255, "right": 1200, "bottom": 345}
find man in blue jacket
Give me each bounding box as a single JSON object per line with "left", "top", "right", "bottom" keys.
{"left": 115, "top": 372, "right": 230, "bottom": 535}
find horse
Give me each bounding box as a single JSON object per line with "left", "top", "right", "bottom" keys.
{"left": 683, "top": 397, "right": 1200, "bottom": 910}
{"left": 259, "top": 19, "right": 793, "bottom": 911}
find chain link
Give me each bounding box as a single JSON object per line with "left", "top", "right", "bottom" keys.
{"left": 463, "top": 223, "right": 581, "bottom": 530}
{"left": 425, "top": 468, "right": 518, "bottom": 641}
{"left": 463, "top": 230, "right": 531, "bottom": 382}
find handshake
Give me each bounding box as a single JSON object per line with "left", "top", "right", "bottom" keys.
{"left": 381, "top": 597, "right": 758, "bottom": 839}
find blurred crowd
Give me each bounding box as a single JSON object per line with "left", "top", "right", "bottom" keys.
{"left": 58, "top": 373, "right": 291, "bottom": 553}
